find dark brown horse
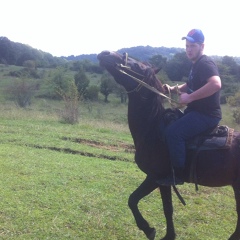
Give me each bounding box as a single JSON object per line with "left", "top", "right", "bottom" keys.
{"left": 97, "top": 50, "right": 240, "bottom": 240}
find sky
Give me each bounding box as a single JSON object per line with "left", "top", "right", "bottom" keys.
{"left": 1, "top": 0, "right": 239, "bottom": 57}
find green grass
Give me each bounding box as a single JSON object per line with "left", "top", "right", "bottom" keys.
{"left": 0, "top": 100, "right": 238, "bottom": 240}
{"left": 0, "top": 145, "right": 236, "bottom": 240}
{"left": 0, "top": 59, "right": 239, "bottom": 240}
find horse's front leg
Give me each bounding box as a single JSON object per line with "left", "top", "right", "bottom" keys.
{"left": 128, "top": 175, "right": 158, "bottom": 239}
{"left": 159, "top": 185, "right": 176, "bottom": 240}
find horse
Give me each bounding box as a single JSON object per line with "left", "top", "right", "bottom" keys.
{"left": 97, "top": 50, "right": 240, "bottom": 240}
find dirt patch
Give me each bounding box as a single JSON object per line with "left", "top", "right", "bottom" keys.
{"left": 62, "top": 137, "right": 135, "bottom": 153}
{"left": 31, "top": 144, "right": 133, "bottom": 162}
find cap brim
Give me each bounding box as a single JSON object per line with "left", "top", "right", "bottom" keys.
{"left": 181, "top": 36, "right": 195, "bottom": 43}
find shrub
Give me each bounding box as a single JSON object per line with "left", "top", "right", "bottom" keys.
{"left": 86, "top": 85, "right": 99, "bottom": 101}
{"left": 6, "top": 79, "right": 39, "bottom": 108}
{"left": 57, "top": 80, "right": 80, "bottom": 124}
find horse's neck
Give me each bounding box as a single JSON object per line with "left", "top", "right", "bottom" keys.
{"left": 127, "top": 97, "right": 161, "bottom": 146}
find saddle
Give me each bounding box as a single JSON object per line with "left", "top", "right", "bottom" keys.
{"left": 187, "top": 125, "right": 234, "bottom": 150}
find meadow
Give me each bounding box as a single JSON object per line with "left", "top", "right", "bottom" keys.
{"left": 0, "top": 97, "right": 239, "bottom": 240}
{"left": 0, "top": 63, "right": 240, "bottom": 239}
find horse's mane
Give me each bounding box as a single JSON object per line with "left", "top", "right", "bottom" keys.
{"left": 138, "top": 67, "right": 166, "bottom": 141}
{"left": 144, "top": 68, "right": 165, "bottom": 118}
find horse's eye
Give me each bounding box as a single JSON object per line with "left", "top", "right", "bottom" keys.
{"left": 134, "top": 63, "right": 142, "bottom": 72}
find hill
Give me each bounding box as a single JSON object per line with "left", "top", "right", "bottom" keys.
{"left": 0, "top": 37, "right": 66, "bottom": 67}
{"left": 1, "top": 36, "right": 240, "bottom": 66}
{"left": 62, "top": 45, "right": 184, "bottom": 63}
{"left": 0, "top": 36, "right": 184, "bottom": 66}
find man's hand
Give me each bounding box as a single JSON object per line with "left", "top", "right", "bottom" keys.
{"left": 179, "top": 93, "right": 192, "bottom": 104}
{"left": 163, "top": 84, "right": 176, "bottom": 93}
{"left": 163, "top": 84, "right": 174, "bottom": 92}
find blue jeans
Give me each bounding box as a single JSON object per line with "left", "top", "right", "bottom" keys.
{"left": 164, "top": 111, "right": 221, "bottom": 169}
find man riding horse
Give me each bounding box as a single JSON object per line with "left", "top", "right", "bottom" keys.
{"left": 157, "top": 29, "right": 222, "bottom": 186}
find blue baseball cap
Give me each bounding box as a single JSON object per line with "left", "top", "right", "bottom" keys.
{"left": 182, "top": 29, "right": 205, "bottom": 43}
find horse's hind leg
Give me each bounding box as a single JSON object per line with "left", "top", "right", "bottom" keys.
{"left": 128, "top": 175, "right": 157, "bottom": 239}
{"left": 159, "top": 185, "right": 176, "bottom": 240}
{"left": 229, "top": 183, "right": 240, "bottom": 240}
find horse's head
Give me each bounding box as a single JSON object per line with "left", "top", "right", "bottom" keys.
{"left": 97, "top": 51, "right": 164, "bottom": 96}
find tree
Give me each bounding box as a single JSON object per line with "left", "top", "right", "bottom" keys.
{"left": 71, "top": 60, "right": 88, "bottom": 71}
{"left": 165, "top": 52, "right": 191, "bottom": 81}
{"left": 114, "top": 84, "right": 127, "bottom": 103}
{"left": 149, "top": 54, "right": 167, "bottom": 69}
{"left": 221, "top": 56, "right": 239, "bottom": 76}
{"left": 100, "top": 73, "right": 116, "bottom": 102}
{"left": 51, "top": 68, "right": 70, "bottom": 98}
{"left": 227, "top": 91, "right": 240, "bottom": 124}
{"left": 74, "top": 66, "right": 90, "bottom": 97}
{"left": 0, "top": 37, "right": 16, "bottom": 65}
{"left": 217, "top": 60, "right": 240, "bottom": 103}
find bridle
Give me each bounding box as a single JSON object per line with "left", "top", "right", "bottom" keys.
{"left": 115, "top": 53, "right": 184, "bottom": 109}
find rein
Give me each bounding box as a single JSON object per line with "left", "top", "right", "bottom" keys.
{"left": 116, "top": 64, "right": 184, "bottom": 109}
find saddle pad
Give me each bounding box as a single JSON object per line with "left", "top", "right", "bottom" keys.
{"left": 187, "top": 126, "right": 234, "bottom": 151}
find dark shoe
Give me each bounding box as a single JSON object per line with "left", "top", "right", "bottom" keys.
{"left": 156, "top": 175, "right": 184, "bottom": 186}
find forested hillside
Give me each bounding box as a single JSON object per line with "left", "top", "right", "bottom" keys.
{"left": 65, "top": 45, "right": 185, "bottom": 63}
{"left": 0, "top": 36, "right": 185, "bottom": 65}
{"left": 0, "top": 37, "right": 66, "bottom": 67}
{"left": 1, "top": 36, "right": 240, "bottom": 121}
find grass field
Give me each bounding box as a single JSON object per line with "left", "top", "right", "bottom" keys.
{"left": 0, "top": 98, "right": 239, "bottom": 240}
{"left": 0, "top": 63, "right": 239, "bottom": 239}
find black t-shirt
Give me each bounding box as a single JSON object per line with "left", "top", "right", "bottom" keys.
{"left": 185, "top": 55, "right": 222, "bottom": 119}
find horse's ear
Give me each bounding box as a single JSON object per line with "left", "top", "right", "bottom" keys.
{"left": 154, "top": 67, "right": 162, "bottom": 74}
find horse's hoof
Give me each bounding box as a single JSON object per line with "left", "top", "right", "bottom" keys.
{"left": 147, "top": 228, "right": 156, "bottom": 240}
